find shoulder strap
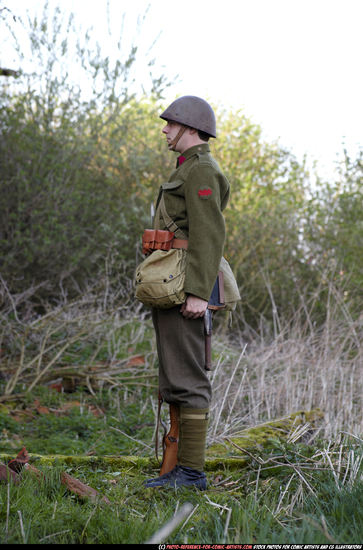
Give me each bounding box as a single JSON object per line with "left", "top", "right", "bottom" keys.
{"left": 159, "top": 193, "right": 187, "bottom": 240}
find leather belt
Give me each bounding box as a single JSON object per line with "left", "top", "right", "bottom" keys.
{"left": 172, "top": 239, "right": 188, "bottom": 250}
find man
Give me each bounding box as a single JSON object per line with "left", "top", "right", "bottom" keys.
{"left": 144, "top": 96, "right": 230, "bottom": 490}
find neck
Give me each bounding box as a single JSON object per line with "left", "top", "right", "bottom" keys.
{"left": 179, "top": 137, "right": 208, "bottom": 154}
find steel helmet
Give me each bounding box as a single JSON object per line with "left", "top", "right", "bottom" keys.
{"left": 160, "top": 95, "right": 216, "bottom": 138}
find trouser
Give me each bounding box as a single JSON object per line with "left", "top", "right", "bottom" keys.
{"left": 152, "top": 306, "right": 212, "bottom": 409}
{"left": 152, "top": 306, "right": 211, "bottom": 471}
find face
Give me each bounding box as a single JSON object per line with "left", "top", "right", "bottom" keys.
{"left": 162, "top": 120, "right": 184, "bottom": 151}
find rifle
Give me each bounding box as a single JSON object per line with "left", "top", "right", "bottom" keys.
{"left": 156, "top": 391, "right": 179, "bottom": 476}
{"left": 204, "top": 271, "right": 225, "bottom": 371}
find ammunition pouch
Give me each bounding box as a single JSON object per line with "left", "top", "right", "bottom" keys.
{"left": 142, "top": 229, "right": 175, "bottom": 255}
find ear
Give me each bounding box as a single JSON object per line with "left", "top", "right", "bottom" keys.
{"left": 188, "top": 127, "right": 198, "bottom": 135}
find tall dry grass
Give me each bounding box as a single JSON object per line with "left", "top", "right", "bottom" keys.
{"left": 1, "top": 274, "right": 362, "bottom": 443}
{"left": 209, "top": 279, "right": 363, "bottom": 442}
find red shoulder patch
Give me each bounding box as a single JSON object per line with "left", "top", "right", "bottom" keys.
{"left": 198, "top": 188, "right": 212, "bottom": 197}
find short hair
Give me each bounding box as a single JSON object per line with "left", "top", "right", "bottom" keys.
{"left": 197, "top": 130, "right": 210, "bottom": 142}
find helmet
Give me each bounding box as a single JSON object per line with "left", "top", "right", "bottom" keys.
{"left": 160, "top": 96, "right": 216, "bottom": 138}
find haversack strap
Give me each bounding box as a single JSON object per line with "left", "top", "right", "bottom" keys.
{"left": 159, "top": 193, "right": 187, "bottom": 240}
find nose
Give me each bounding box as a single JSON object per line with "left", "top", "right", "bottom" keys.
{"left": 162, "top": 124, "right": 169, "bottom": 134}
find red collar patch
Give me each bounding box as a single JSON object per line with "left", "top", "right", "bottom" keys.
{"left": 177, "top": 155, "right": 186, "bottom": 167}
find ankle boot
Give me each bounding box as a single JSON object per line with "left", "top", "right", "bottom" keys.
{"left": 144, "top": 465, "right": 207, "bottom": 490}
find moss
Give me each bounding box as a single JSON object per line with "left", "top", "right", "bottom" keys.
{"left": 0, "top": 410, "right": 323, "bottom": 475}
{"left": 0, "top": 452, "right": 157, "bottom": 470}
{"left": 0, "top": 452, "right": 247, "bottom": 472}
{"left": 207, "top": 408, "right": 323, "bottom": 458}
{"left": 204, "top": 457, "right": 249, "bottom": 471}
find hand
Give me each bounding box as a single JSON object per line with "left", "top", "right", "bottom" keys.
{"left": 180, "top": 295, "right": 208, "bottom": 319}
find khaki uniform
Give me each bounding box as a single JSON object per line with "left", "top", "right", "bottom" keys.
{"left": 144, "top": 97, "right": 228, "bottom": 483}
{"left": 153, "top": 143, "right": 230, "bottom": 410}
{"left": 154, "top": 143, "right": 230, "bottom": 301}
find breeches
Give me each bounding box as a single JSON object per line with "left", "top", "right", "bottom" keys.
{"left": 152, "top": 306, "right": 212, "bottom": 409}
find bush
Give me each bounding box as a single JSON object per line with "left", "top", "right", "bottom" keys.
{"left": 0, "top": 4, "right": 170, "bottom": 307}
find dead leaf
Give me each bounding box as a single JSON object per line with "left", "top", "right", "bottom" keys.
{"left": 59, "top": 401, "right": 81, "bottom": 412}
{"left": 87, "top": 404, "right": 104, "bottom": 417}
{"left": 11, "top": 408, "right": 36, "bottom": 422}
{"left": 49, "top": 381, "right": 63, "bottom": 392}
{"left": 126, "top": 355, "right": 145, "bottom": 367}
{"left": 213, "top": 474, "right": 224, "bottom": 485}
{"left": 61, "top": 472, "right": 111, "bottom": 505}
{"left": 34, "top": 399, "right": 50, "bottom": 415}
{"left": 7, "top": 446, "right": 30, "bottom": 472}
{"left": 6, "top": 448, "right": 45, "bottom": 481}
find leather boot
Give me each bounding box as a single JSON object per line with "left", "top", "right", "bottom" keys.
{"left": 144, "top": 465, "right": 207, "bottom": 490}
{"left": 145, "top": 407, "right": 209, "bottom": 490}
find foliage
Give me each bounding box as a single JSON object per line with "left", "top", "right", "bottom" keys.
{"left": 214, "top": 109, "right": 317, "bottom": 327}
{"left": 1, "top": 296, "right": 362, "bottom": 442}
{"left": 304, "top": 149, "right": 363, "bottom": 316}
{"left": 0, "top": 3, "right": 170, "bottom": 306}
{"left": 0, "top": 3, "right": 362, "bottom": 330}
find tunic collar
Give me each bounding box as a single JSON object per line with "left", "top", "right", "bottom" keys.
{"left": 176, "top": 143, "right": 210, "bottom": 167}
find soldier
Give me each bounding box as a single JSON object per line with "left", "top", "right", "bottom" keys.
{"left": 144, "top": 96, "right": 230, "bottom": 490}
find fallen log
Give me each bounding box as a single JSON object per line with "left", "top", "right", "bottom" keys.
{"left": 0, "top": 409, "right": 324, "bottom": 473}
{"left": 0, "top": 462, "right": 20, "bottom": 483}
{"left": 4, "top": 447, "right": 110, "bottom": 502}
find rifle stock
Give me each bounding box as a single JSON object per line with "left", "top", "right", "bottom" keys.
{"left": 159, "top": 403, "right": 179, "bottom": 475}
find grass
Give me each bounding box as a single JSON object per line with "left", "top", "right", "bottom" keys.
{"left": 1, "top": 379, "right": 362, "bottom": 544}
{"left": 0, "top": 291, "right": 362, "bottom": 543}
{"left": 0, "top": 431, "right": 362, "bottom": 544}
{"left": 0, "top": 385, "right": 155, "bottom": 456}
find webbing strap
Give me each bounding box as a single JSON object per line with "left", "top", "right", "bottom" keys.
{"left": 180, "top": 412, "right": 209, "bottom": 420}
{"left": 159, "top": 194, "right": 187, "bottom": 240}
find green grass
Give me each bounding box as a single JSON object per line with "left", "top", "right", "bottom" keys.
{"left": 0, "top": 385, "right": 362, "bottom": 544}
{"left": 0, "top": 385, "right": 155, "bottom": 456}
{"left": 0, "top": 460, "right": 361, "bottom": 544}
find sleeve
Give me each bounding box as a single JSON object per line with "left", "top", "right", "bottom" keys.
{"left": 183, "top": 163, "right": 226, "bottom": 301}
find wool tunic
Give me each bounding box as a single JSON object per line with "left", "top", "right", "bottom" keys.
{"left": 153, "top": 143, "right": 230, "bottom": 301}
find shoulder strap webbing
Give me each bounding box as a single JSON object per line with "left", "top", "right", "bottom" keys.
{"left": 159, "top": 193, "right": 187, "bottom": 240}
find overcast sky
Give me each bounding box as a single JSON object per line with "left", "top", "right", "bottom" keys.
{"left": 3, "top": 0, "right": 363, "bottom": 180}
